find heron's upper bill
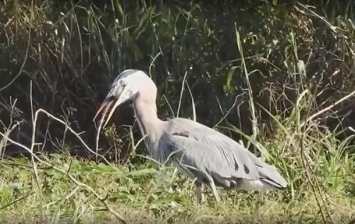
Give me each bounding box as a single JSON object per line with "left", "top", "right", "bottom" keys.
{"left": 93, "top": 84, "right": 126, "bottom": 128}
{"left": 93, "top": 98, "right": 115, "bottom": 128}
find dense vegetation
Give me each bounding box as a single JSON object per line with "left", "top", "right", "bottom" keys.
{"left": 1, "top": 0, "right": 355, "bottom": 223}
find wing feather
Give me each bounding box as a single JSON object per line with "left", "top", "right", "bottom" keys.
{"left": 162, "top": 118, "right": 261, "bottom": 184}
{"left": 162, "top": 117, "right": 287, "bottom": 189}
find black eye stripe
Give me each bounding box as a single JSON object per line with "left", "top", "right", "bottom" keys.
{"left": 119, "top": 79, "right": 126, "bottom": 86}
{"left": 108, "top": 95, "right": 117, "bottom": 101}
{"left": 112, "top": 80, "right": 125, "bottom": 89}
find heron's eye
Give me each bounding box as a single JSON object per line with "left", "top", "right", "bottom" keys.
{"left": 118, "top": 79, "right": 126, "bottom": 87}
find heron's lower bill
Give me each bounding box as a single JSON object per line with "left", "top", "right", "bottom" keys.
{"left": 93, "top": 99, "right": 116, "bottom": 128}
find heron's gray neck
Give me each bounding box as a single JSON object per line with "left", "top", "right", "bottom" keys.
{"left": 133, "top": 96, "right": 163, "bottom": 146}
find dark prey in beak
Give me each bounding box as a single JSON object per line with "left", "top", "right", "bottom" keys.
{"left": 93, "top": 95, "right": 118, "bottom": 129}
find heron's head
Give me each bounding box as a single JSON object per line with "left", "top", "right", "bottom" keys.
{"left": 93, "top": 69, "right": 154, "bottom": 128}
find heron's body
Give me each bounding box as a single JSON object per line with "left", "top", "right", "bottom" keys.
{"left": 94, "top": 69, "right": 288, "bottom": 203}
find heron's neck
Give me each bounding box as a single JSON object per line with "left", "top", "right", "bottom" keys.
{"left": 133, "top": 96, "right": 163, "bottom": 144}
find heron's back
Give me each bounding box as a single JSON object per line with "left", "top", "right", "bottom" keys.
{"left": 160, "top": 117, "right": 287, "bottom": 191}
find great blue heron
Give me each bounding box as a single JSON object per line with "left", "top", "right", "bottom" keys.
{"left": 93, "top": 69, "right": 288, "bottom": 203}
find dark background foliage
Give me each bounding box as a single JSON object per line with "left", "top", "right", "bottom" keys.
{"left": 1, "top": 0, "right": 355, "bottom": 163}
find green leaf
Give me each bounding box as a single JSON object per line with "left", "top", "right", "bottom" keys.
{"left": 225, "top": 66, "right": 237, "bottom": 92}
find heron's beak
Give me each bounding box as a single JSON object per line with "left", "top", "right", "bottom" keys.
{"left": 93, "top": 87, "right": 125, "bottom": 128}
{"left": 93, "top": 98, "right": 114, "bottom": 128}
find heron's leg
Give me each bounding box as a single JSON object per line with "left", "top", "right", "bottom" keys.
{"left": 208, "top": 180, "right": 220, "bottom": 203}
{"left": 195, "top": 181, "right": 204, "bottom": 204}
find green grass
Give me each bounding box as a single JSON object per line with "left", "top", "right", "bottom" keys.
{"left": 0, "top": 151, "right": 354, "bottom": 224}
{"left": 1, "top": 106, "right": 355, "bottom": 223}
{"left": 0, "top": 153, "right": 354, "bottom": 224}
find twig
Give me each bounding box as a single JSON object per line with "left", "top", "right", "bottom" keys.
{"left": 148, "top": 52, "right": 162, "bottom": 77}
{"left": 151, "top": 22, "right": 171, "bottom": 77}
{"left": 33, "top": 109, "right": 111, "bottom": 165}
{"left": 213, "top": 93, "right": 244, "bottom": 129}
{"left": 185, "top": 79, "right": 196, "bottom": 122}
{"left": 295, "top": 3, "right": 343, "bottom": 33}
{"left": 0, "top": 131, "right": 127, "bottom": 224}
{"left": 299, "top": 131, "right": 334, "bottom": 224}
{"left": 29, "top": 81, "right": 42, "bottom": 201}
{"left": 43, "top": 186, "right": 80, "bottom": 207}
{"left": 300, "top": 89, "right": 355, "bottom": 127}
{"left": 0, "top": 191, "right": 35, "bottom": 210}
{"left": 0, "top": 27, "right": 31, "bottom": 92}
{"left": 177, "top": 71, "right": 188, "bottom": 118}
{"left": 235, "top": 25, "right": 259, "bottom": 150}
{"left": 0, "top": 120, "right": 23, "bottom": 158}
